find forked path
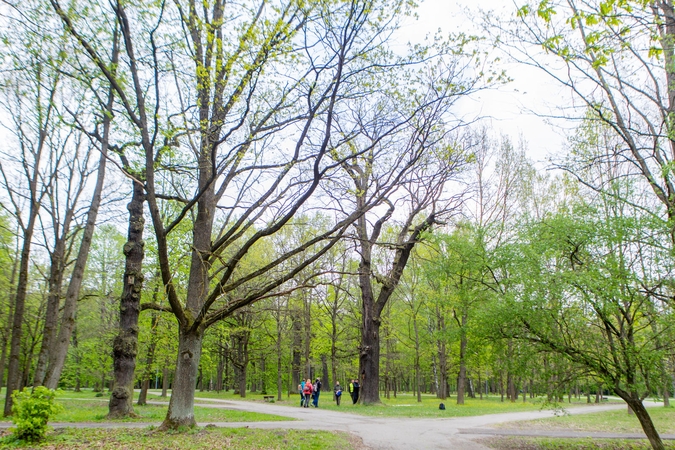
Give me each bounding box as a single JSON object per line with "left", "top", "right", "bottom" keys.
{"left": 158, "top": 398, "right": 669, "bottom": 449}
{"left": 4, "top": 398, "right": 670, "bottom": 449}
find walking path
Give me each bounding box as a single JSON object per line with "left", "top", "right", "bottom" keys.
{"left": 4, "top": 398, "right": 671, "bottom": 449}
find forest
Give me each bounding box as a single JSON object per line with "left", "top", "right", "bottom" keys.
{"left": 0, "top": 0, "right": 674, "bottom": 449}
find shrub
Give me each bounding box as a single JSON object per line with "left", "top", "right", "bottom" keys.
{"left": 11, "top": 386, "right": 63, "bottom": 442}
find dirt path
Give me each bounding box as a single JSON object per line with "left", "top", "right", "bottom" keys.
{"left": 5, "top": 398, "right": 670, "bottom": 449}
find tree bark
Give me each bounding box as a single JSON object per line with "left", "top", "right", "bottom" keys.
{"left": 359, "top": 313, "right": 381, "bottom": 404}
{"left": 159, "top": 329, "right": 203, "bottom": 430}
{"left": 108, "top": 180, "right": 145, "bottom": 418}
{"left": 615, "top": 388, "right": 665, "bottom": 450}
{"left": 456, "top": 311, "right": 468, "bottom": 405}
{"left": 33, "top": 234, "right": 67, "bottom": 387}
{"left": 138, "top": 312, "right": 159, "bottom": 406}
{"left": 161, "top": 365, "right": 169, "bottom": 397}
{"left": 4, "top": 204, "right": 39, "bottom": 415}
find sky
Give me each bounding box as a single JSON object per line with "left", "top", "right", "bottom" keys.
{"left": 399, "top": 0, "right": 570, "bottom": 162}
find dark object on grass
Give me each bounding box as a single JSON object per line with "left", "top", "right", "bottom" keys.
{"left": 439, "top": 403, "right": 445, "bottom": 410}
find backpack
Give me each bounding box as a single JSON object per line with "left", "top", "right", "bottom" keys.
{"left": 439, "top": 403, "right": 446, "bottom": 410}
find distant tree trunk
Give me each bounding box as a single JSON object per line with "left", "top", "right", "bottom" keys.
{"left": 0, "top": 252, "right": 18, "bottom": 395}
{"left": 321, "top": 354, "right": 330, "bottom": 396}
{"left": 73, "top": 325, "right": 81, "bottom": 392}
{"left": 291, "top": 313, "right": 302, "bottom": 389}
{"left": 108, "top": 179, "right": 145, "bottom": 418}
{"left": 161, "top": 365, "right": 169, "bottom": 397}
{"left": 437, "top": 312, "right": 448, "bottom": 400}
{"left": 33, "top": 234, "right": 68, "bottom": 387}
{"left": 43, "top": 46, "right": 115, "bottom": 390}
{"left": 413, "top": 313, "right": 422, "bottom": 403}
{"left": 303, "top": 291, "right": 311, "bottom": 379}
{"left": 456, "top": 311, "right": 468, "bottom": 405}
{"left": 138, "top": 312, "right": 159, "bottom": 406}
{"left": 4, "top": 200, "right": 39, "bottom": 415}
{"left": 277, "top": 324, "right": 283, "bottom": 401}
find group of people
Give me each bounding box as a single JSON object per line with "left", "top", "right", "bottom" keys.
{"left": 299, "top": 377, "right": 360, "bottom": 407}
{"left": 299, "top": 378, "right": 323, "bottom": 407}
{"left": 332, "top": 379, "right": 360, "bottom": 406}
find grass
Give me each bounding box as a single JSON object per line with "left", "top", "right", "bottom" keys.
{"left": 479, "top": 436, "right": 675, "bottom": 449}
{"left": 267, "top": 392, "right": 617, "bottom": 418}
{"left": 0, "top": 390, "right": 292, "bottom": 424}
{"left": 496, "top": 405, "right": 675, "bottom": 434}
{"left": 0, "top": 427, "right": 361, "bottom": 449}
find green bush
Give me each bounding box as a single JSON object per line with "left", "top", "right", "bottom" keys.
{"left": 11, "top": 387, "right": 63, "bottom": 442}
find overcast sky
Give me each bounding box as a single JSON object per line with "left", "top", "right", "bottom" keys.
{"left": 400, "top": 0, "right": 570, "bottom": 162}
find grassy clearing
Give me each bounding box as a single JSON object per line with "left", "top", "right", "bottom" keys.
{"left": 479, "top": 436, "right": 675, "bottom": 449}
{"left": 495, "top": 406, "right": 675, "bottom": 434}
{"left": 0, "top": 427, "right": 360, "bottom": 449}
{"left": 271, "top": 392, "right": 617, "bottom": 418}
{"left": 0, "top": 390, "right": 292, "bottom": 424}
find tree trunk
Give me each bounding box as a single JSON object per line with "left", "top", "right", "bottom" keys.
{"left": 0, "top": 253, "right": 18, "bottom": 395}
{"left": 359, "top": 313, "right": 381, "bottom": 404}
{"left": 456, "top": 331, "right": 467, "bottom": 405}
{"left": 161, "top": 365, "right": 169, "bottom": 397}
{"left": 437, "top": 327, "right": 448, "bottom": 400}
{"left": 291, "top": 313, "right": 302, "bottom": 389}
{"left": 615, "top": 389, "right": 665, "bottom": 450}
{"left": 108, "top": 180, "right": 145, "bottom": 419}
{"left": 159, "top": 329, "right": 203, "bottom": 430}
{"left": 33, "top": 235, "right": 67, "bottom": 387}
{"left": 321, "top": 354, "right": 330, "bottom": 397}
{"left": 276, "top": 327, "right": 283, "bottom": 401}
{"left": 138, "top": 312, "right": 159, "bottom": 406}
{"left": 4, "top": 209, "right": 38, "bottom": 415}
{"left": 44, "top": 127, "right": 112, "bottom": 389}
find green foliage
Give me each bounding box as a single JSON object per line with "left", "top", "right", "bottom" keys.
{"left": 10, "top": 387, "right": 63, "bottom": 442}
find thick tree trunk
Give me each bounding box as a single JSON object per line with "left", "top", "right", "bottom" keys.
{"left": 108, "top": 181, "right": 145, "bottom": 418}
{"left": 159, "top": 329, "right": 203, "bottom": 430}
{"left": 359, "top": 314, "right": 381, "bottom": 404}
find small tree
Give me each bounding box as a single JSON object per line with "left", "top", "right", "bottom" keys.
{"left": 10, "top": 387, "right": 62, "bottom": 442}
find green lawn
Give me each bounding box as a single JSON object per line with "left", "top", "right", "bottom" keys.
{"left": 154, "top": 389, "right": 623, "bottom": 419}
{"left": 209, "top": 391, "right": 609, "bottom": 418}
{"left": 0, "top": 390, "right": 292, "bottom": 424}
{"left": 0, "top": 427, "right": 358, "bottom": 449}
{"left": 496, "top": 405, "right": 675, "bottom": 434}
{"left": 480, "top": 436, "right": 675, "bottom": 449}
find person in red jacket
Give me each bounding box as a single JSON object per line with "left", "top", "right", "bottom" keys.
{"left": 302, "top": 378, "right": 313, "bottom": 407}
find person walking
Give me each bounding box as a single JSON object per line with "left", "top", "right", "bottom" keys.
{"left": 302, "top": 378, "right": 313, "bottom": 407}
{"left": 312, "top": 377, "right": 322, "bottom": 407}
{"left": 352, "top": 378, "right": 360, "bottom": 404}
{"left": 348, "top": 379, "right": 355, "bottom": 404}
{"left": 299, "top": 380, "right": 305, "bottom": 407}
{"left": 334, "top": 381, "right": 342, "bottom": 406}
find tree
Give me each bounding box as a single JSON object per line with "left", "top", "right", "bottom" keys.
{"left": 51, "top": 0, "right": 462, "bottom": 428}
{"left": 493, "top": 192, "right": 674, "bottom": 450}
